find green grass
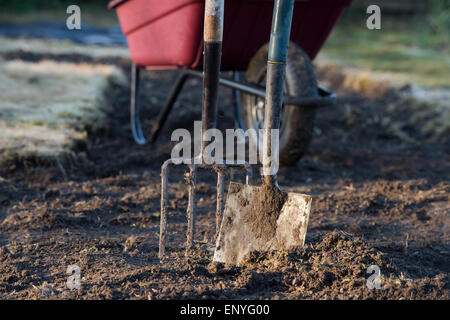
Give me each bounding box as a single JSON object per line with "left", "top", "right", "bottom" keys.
{"left": 0, "top": 0, "right": 108, "bottom": 12}
{"left": 0, "top": 0, "right": 117, "bottom": 27}
{"left": 321, "top": 13, "right": 449, "bottom": 88}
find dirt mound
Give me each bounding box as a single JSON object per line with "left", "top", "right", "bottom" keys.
{"left": 234, "top": 232, "right": 448, "bottom": 299}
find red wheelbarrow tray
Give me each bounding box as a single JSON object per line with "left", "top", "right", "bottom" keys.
{"left": 109, "top": 0, "right": 352, "bottom": 70}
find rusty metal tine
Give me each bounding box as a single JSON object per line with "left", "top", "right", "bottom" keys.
{"left": 186, "top": 164, "right": 197, "bottom": 254}
{"left": 215, "top": 171, "right": 225, "bottom": 241}
{"left": 159, "top": 159, "right": 172, "bottom": 259}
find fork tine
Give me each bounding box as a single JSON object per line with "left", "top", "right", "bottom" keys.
{"left": 245, "top": 164, "right": 252, "bottom": 185}
{"left": 215, "top": 170, "right": 225, "bottom": 241}
{"left": 158, "top": 159, "right": 251, "bottom": 260}
{"left": 185, "top": 164, "right": 197, "bottom": 255}
{"left": 159, "top": 159, "right": 171, "bottom": 259}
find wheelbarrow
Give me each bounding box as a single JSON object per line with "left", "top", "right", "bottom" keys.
{"left": 109, "top": 0, "right": 352, "bottom": 264}
{"left": 109, "top": 0, "right": 351, "bottom": 166}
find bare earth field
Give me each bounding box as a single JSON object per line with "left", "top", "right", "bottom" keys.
{"left": 0, "top": 52, "right": 448, "bottom": 300}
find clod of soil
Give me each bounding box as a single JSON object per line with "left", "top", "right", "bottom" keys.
{"left": 245, "top": 183, "right": 287, "bottom": 241}
{"left": 240, "top": 232, "right": 447, "bottom": 300}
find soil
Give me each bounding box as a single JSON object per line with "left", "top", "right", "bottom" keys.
{"left": 245, "top": 183, "right": 287, "bottom": 242}
{"left": 0, "top": 51, "right": 448, "bottom": 300}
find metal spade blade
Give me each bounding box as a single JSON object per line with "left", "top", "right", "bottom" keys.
{"left": 213, "top": 182, "right": 311, "bottom": 264}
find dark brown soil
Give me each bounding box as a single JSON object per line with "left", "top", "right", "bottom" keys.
{"left": 0, "top": 51, "right": 448, "bottom": 300}
{"left": 245, "top": 183, "right": 287, "bottom": 241}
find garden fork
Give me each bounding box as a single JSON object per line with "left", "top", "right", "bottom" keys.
{"left": 158, "top": 0, "right": 252, "bottom": 259}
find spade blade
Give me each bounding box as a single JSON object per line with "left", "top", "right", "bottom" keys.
{"left": 213, "top": 182, "right": 311, "bottom": 265}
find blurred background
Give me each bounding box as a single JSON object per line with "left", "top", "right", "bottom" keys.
{"left": 0, "top": 0, "right": 448, "bottom": 87}
{"left": 0, "top": 0, "right": 448, "bottom": 169}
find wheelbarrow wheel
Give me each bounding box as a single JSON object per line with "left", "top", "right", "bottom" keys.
{"left": 239, "top": 42, "right": 317, "bottom": 167}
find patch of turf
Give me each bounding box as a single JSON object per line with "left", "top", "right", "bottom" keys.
{"left": 321, "top": 13, "right": 449, "bottom": 88}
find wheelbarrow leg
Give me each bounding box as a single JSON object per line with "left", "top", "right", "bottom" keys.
{"left": 149, "top": 72, "right": 191, "bottom": 143}
{"left": 130, "top": 64, "right": 192, "bottom": 145}
{"left": 232, "top": 72, "right": 246, "bottom": 136}
{"left": 130, "top": 63, "right": 147, "bottom": 145}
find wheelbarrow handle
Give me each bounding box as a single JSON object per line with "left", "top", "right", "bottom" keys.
{"left": 262, "top": 0, "right": 295, "bottom": 186}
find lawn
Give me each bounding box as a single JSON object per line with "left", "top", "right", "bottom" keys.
{"left": 320, "top": 8, "right": 449, "bottom": 88}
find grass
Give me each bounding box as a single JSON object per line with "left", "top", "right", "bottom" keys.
{"left": 320, "top": 11, "right": 449, "bottom": 88}
{"left": 0, "top": 37, "right": 130, "bottom": 58}
{"left": 0, "top": 0, "right": 117, "bottom": 27}
{"left": 0, "top": 58, "right": 125, "bottom": 163}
